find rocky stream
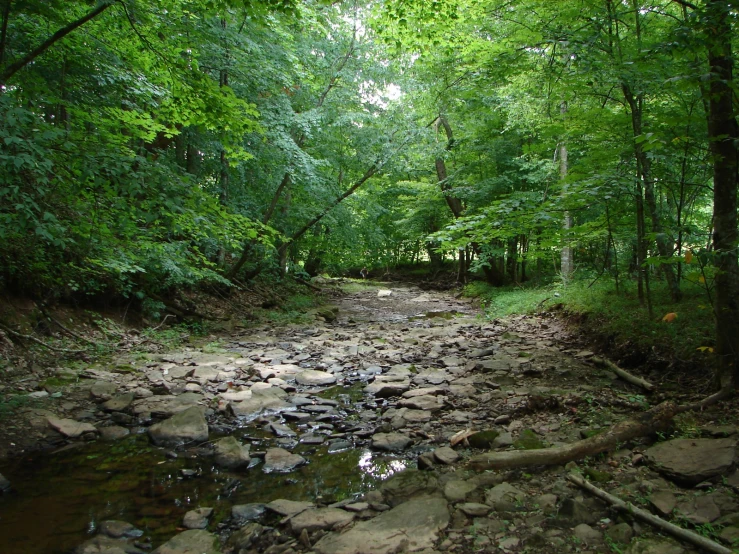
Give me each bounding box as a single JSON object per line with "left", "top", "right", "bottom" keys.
{"left": 1, "top": 282, "right": 739, "bottom": 554}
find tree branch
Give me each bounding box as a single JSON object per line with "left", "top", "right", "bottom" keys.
{"left": 0, "top": 0, "right": 114, "bottom": 84}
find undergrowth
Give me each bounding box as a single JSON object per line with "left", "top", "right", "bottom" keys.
{"left": 464, "top": 276, "right": 715, "bottom": 374}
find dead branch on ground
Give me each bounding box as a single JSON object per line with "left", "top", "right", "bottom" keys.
{"left": 568, "top": 472, "right": 732, "bottom": 554}
{"left": 591, "top": 355, "right": 655, "bottom": 392}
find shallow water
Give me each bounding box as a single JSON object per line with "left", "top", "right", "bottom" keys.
{"left": 0, "top": 432, "right": 407, "bottom": 554}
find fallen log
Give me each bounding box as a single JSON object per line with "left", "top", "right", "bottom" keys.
{"left": 469, "top": 390, "right": 732, "bottom": 472}
{"left": 568, "top": 473, "right": 732, "bottom": 554}
{"left": 591, "top": 355, "right": 655, "bottom": 392}
{"left": 468, "top": 401, "right": 680, "bottom": 471}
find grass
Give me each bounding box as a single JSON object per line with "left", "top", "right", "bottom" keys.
{"left": 464, "top": 275, "right": 716, "bottom": 374}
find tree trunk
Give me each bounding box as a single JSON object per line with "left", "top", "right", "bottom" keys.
{"left": 559, "top": 102, "right": 574, "bottom": 284}
{"left": 706, "top": 0, "right": 739, "bottom": 390}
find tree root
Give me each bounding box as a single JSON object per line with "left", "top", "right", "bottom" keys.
{"left": 469, "top": 390, "right": 732, "bottom": 472}
{"left": 591, "top": 356, "right": 655, "bottom": 392}
{"left": 568, "top": 472, "right": 733, "bottom": 554}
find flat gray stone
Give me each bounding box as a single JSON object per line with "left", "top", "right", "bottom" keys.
{"left": 644, "top": 438, "right": 737, "bottom": 486}
{"left": 183, "top": 507, "right": 213, "bottom": 529}
{"left": 380, "top": 470, "right": 440, "bottom": 507}
{"left": 266, "top": 499, "right": 315, "bottom": 517}
{"left": 98, "top": 426, "right": 131, "bottom": 441}
{"left": 231, "top": 503, "right": 266, "bottom": 522}
{"left": 102, "top": 393, "right": 135, "bottom": 412}
{"left": 290, "top": 508, "right": 354, "bottom": 534}
{"left": 458, "top": 503, "right": 491, "bottom": 517}
{"left": 444, "top": 480, "right": 477, "bottom": 503}
{"left": 433, "top": 446, "right": 460, "bottom": 465}
{"left": 229, "top": 387, "right": 292, "bottom": 420}
{"left": 573, "top": 523, "right": 603, "bottom": 543}
{"left": 148, "top": 406, "right": 208, "bottom": 447}
{"left": 47, "top": 416, "right": 98, "bottom": 438}
{"left": 371, "top": 432, "right": 412, "bottom": 452}
{"left": 213, "top": 436, "right": 251, "bottom": 469}
{"left": 90, "top": 381, "right": 118, "bottom": 400}
{"left": 314, "top": 496, "right": 449, "bottom": 554}
{"left": 263, "top": 448, "right": 306, "bottom": 473}
{"left": 295, "top": 370, "right": 337, "bottom": 386}
{"left": 151, "top": 529, "right": 221, "bottom": 554}
{"left": 132, "top": 393, "right": 203, "bottom": 417}
{"left": 649, "top": 491, "right": 677, "bottom": 516}
{"left": 398, "top": 395, "right": 445, "bottom": 411}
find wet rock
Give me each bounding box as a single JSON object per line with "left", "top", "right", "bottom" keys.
{"left": 102, "top": 393, "right": 135, "bottom": 412}
{"left": 228, "top": 522, "right": 264, "bottom": 551}
{"left": 231, "top": 503, "right": 266, "bottom": 523}
{"left": 380, "top": 470, "right": 440, "bottom": 507}
{"left": 148, "top": 406, "right": 208, "bottom": 447}
{"left": 624, "top": 538, "right": 684, "bottom": 554}
{"left": 47, "top": 416, "right": 98, "bottom": 438}
{"left": 98, "top": 521, "right": 144, "bottom": 539}
{"left": 290, "top": 508, "right": 354, "bottom": 534}
{"left": 183, "top": 507, "right": 213, "bottom": 529}
{"left": 213, "top": 436, "right": 251, "bottom": 469}
{"left": 263, "top": 448, "right": 306, "bottom": 473}
{"left": 371, "top": 432, "right": 412, "bottom": 452}
{"left": 151, "top": 529, "right": 221, "bottom": 554}
{"left": 269, "top": 422, "right": 297, "bottom": 438}
{"left": 98, "top": 426, "right": 131, "bottom": 441}
{"left": 574, "top": 523, "right": 602, "bottom": 543}
{"left": 433, "top": 446, "right": 460, "bottom": 465}
{"left": 75, "top": 535, "right": 144, "bottom": 554}
{"left": 266, "top": 499, "right": 315, "bottom": 517}
{"left": 229, "top": 387, "right": 292, "bottom": 419}
{"left": 364, "top": 380, "right": 410, "bottom": 398}
{"left": 313, "top": 496, "right": 449, "bottom": 554}
{"left": 0, "top": 473, "right": 10, "bottom": 492}
{"left": 295, "top": 370, "right": 337, "bottom": 386}
{"left": 643, "top": 438, "right": 737, "bottom": 486}
{"left": 90, "top": 381, "right": 118, "bottom": 400}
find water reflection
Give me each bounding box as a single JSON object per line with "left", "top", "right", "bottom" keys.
{"left": 357, "top": 450, "right": 406, "bottom": 479}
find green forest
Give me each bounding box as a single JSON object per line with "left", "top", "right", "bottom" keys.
{"left": 1, "top": 0, "right": 738, "bottom": 390}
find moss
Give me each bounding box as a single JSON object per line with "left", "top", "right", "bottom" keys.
{"left": 585, "top": 467, "right": 612, "bottom": 483}
{"left": 468, "top": 430, "right": 500, "bottom": 449}
{"left": 513, "top": 429, "right": 546, "bottom": 450}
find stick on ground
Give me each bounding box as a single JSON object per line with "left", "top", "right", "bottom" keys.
{"left": 567, "top": 472, "right": 733, "bottom": 554}
{"left": 591, "top": 356, "right": 655, "bottom": 392}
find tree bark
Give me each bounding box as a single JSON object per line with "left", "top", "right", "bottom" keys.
{"left": 706, "top": 0, "right": 739, "bottom": 390}
{"left": 559, "top": 102, "right": 574, "bottom": 284}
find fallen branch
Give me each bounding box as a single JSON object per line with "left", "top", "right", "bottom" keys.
{"left": 469, "top": 390, "right": 732, "bottom": 472}
{"left": 567, "top": 472, "right": 732, "bottom": 554}
{"left": 0, "top": 322, "right": 85, "bottom": 354}
{"left": 591, "top": 356, "right": 655, "bottom": 392}
{"left": 469, "top": 401, "right": 680, "bottom": 471}
{"left": 295, "top": 277, "right": 323, "bottom": 292}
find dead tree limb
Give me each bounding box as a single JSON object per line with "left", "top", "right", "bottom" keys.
{"left": 469, "top": 401, "right": 681, "bottom": 471}
{"left": 568, "top": 473, "right": 732, "bottom": 554}
{"left": 469, "top": 390, "right": 732, "bottom": 471}
{"left": 591, "top": 356, "right": 655, "bottom": 392}
{"left": 0, "top": 322, "right": 85, "bottom": 353}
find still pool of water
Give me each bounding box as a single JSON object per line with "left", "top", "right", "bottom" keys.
{"left": 0, "top": 434, "right": 407, "bottom": 554}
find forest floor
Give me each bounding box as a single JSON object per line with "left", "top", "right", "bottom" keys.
{"left": 1, "top": 280, "right": 738, "bottom": 554}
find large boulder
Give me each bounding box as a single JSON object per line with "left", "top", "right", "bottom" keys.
{"left": 229, "top": 387, "right": 292, "bottom": 420}
{"left": 644, "top": 438, "right": 737, "bottom": 486}
{"left": 289, "top": 508, "right": 354, "bottom": 534}
{"left": 380, "top": 470, "right": 441, "bottom": 507}
{"left": 313, "top": 496, "right": 449, "bottom": 554}
{"left": 148, "top": 406, "right": 208, "bottom": 447}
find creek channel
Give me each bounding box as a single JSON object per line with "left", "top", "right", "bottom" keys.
{"left": 0, "top": 282, "right": 486, "bottom": 554}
